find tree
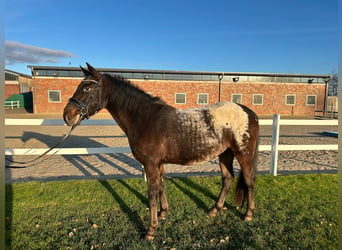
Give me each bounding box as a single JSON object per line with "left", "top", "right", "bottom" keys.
{"left": 328, "top": 73, "right": 338, "bottom": 96}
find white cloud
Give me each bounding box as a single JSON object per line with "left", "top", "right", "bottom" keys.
{"left": 5, "top": 41, "right": 75, "bottom": 65}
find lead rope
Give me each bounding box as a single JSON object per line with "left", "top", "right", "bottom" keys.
{"left": 5, "top": 124, "right": 77, "bottom": 168}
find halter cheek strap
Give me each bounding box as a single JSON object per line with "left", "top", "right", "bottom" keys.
{"left": 69, "top": 97, "right": 89, "bottom": 118}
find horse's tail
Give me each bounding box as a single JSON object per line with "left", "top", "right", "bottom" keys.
{"left": 234, "top": 137, "right": 259, "bottom": 207}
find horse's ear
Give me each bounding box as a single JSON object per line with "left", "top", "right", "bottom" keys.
{"left": 80, "top": 66, "right": 91, "bottom": 76}
{"left": 86, "top": 62, "right": 100, "bottom": 78}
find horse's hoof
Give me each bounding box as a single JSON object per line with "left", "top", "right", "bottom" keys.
{"left": 158, "top": 211, "right": 167, "bottom": 220}
{"left": 144, "top": 234, "right": 155, "bottom": 241}
{"left": 244, "top": 216, "right": 253, "bottom": 221}
{"left": 207, "top": 212, "right": 217, "bottom": 217}
{"left": 207, "top": 208, "right": 218, "bottom": 217}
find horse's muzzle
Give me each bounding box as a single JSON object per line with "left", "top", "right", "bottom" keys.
{"left": 63, "top": 104, "right": 81, "bottom": 126}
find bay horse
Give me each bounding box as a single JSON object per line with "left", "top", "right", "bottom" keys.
{"left": 63, "top": 63, "right": 259, "bottom": 240}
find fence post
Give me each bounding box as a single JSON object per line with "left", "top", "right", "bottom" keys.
{"left": 141, "top": 165, "right": 147, "bottom": 182}
{"left": 270, "top": 114, "right": 280, "bottom": 176}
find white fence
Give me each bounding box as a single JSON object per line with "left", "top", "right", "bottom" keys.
{"left": 5, "top": 100, "right": 20, "bottom": 109}
{"left": 5, "top": 116, "right": 338, "bottom": 176}
{"left": 261, "top": 115, "right": 338, "bottom": 176}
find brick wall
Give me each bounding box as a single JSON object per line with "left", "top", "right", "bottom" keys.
{"left": 33, "top": 78, "right": 83, "bottom": 113}
{"left": 132, "top": 80, "right": 219, "bottom": 109}
{"left": 220, "top": 81, "right": 325, "bottom": 116}
{"left": 5, "top": 84, "right": 20, "bottom": 99}
{"left": 33, "top": 77, "right": 325, "bottom": 116}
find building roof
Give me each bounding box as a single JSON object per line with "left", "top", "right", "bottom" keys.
{"left": 5, "top": 69, "right": 32, "bottom": 79}
{"left": 27, "top": 65, "right": 330, "bottom": 78}
{"left": 27, "top": 65, "right": 330, "bottom": 84}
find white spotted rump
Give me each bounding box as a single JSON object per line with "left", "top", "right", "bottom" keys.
{"left": 209, "top": 102, "right": 249, "bottom": 148}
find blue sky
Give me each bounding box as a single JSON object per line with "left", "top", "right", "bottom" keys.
{"left": 5, "top": 0, "right": 338, "bottom": 75}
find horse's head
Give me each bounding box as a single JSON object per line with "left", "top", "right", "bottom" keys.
{"left": 63, "top": 63, "right": 105, "bottom": 126}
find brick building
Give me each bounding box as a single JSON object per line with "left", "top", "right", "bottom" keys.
{"left": 28, "top": 65, "right": 330, "bottom": 116}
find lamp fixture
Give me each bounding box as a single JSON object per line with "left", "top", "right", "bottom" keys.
{"left": 232, "top": 77, "right": 239, "bottom": 83}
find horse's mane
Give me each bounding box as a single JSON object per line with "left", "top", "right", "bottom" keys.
{"left": 103, "top": 73, "right": 172, "bottom": 116}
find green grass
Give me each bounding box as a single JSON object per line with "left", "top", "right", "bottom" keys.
{"left": 6, "top": 174, "right": 338, "bottom": 249}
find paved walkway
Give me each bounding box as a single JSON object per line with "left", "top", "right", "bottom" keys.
{"left": 5, "top": 110, "right": 338, "bottom": 182}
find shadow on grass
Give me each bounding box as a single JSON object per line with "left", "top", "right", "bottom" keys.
{"left": 98, "top": 180, "right": 146, "bottom": 236}
{"left": 117, "top": 180, "right": 148, "bottom": 205}
{"left": 168, "top": 179, "right": 209, "bottom": 211}
{"left": 170, "top": 177, "right": 245, "bottom": 219}
{"left": 177, "top": 177, "right": 218, "bottom": 201}
{"left": 5, "top": 184, "right": 13, "bottom": 249}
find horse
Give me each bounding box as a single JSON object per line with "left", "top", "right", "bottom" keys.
{"left": 63, "top": 63, "right": 259, "bottom": 240}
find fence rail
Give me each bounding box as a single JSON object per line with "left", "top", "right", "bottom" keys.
{"left": 5, "top": 100, "right": 20, "bottom": 109}
{"left": 5, "top": 116, "right": 338, "bottom": 176}
{"left": 314, "top": 110, "right": 338, "bottom": 120}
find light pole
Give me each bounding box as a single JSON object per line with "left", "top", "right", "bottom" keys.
{"left": 218, "top": 73, "right": 224, "bottom": 102}
{"left": 323, "top": 77, "right": 330, "bottom": 116}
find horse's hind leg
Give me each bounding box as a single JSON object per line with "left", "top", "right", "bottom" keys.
{"left": 235, "top": 150, "right": 256, "bottom": 221}
{"left": 208, "top": 148, "right": 235, "bottom": 217}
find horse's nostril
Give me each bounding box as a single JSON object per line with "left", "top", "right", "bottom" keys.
{"left": 63, "top": 111, "right": 81, "bottom": 126}
{"left": 63, "top": 112, "right": 74, "bottom": 126}
{"left": 63, "top": 115, "right": 70, "bottom": 125}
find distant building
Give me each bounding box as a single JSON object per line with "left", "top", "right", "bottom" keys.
{"left": 28, "top": 65, "right": 330, "bottom": 116}
{"left": 5, "top": 69, "right": 32, "bottom": 98}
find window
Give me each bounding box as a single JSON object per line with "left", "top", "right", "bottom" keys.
{"left": 48, "top": 90, "right": 61, "bottom": 103}
{"left": 306, "top": 95, "right": 316, "bottom": 105}
{"left": 197, "top": 93, "right": 208, "bottom": 105}
{"left": 151, "top": 73, "right": 163, "bottom": 80}
{"left": 252, "top": 94, "right": 263, "bottom": 105}
{"left": 285, "top": 94, "right": 296, "bottom": 105}
{"left": 182, "top": 74, "right": 194, "bottom": 80}
{"left": 165, "top": 74, "right": 182, "bottom": 80}
{"left": 201, "top": 75, "right": 211, "bottom": 81}
{"left": 5, "top": 72, "right": 19, "bottom": 81}
{"left": 132, "top": 72, "right": 144, "bottom": 79}
{"left": 175, "top": 93, "right": 186, "bottom": 104}
{"left": 193, "top": 75, "right": 202, "bottom": 81}
{"left": 231, "top": 94, "right": 242, "bottom": 104}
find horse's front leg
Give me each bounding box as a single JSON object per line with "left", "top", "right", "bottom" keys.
{"left": 144, "top": 165, "right": 161, "bottom": 240}
{"left": 158, "top": 164, "right": 168, "bottom": 220}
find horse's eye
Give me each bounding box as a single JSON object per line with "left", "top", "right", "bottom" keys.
{"left": 83, "top": 87, "right": 91, "bottom": 93}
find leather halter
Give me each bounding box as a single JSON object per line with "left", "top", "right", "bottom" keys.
{"left": 69, "top": 78, "right": 102, "bottom": 121}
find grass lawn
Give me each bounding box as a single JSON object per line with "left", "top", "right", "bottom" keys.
{"left": 5, "top": 174, "right": 338, "bottom": 249}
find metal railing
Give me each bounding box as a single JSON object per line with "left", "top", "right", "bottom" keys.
{"left": 5, "top": 100, "right": 20, "bottom": 109}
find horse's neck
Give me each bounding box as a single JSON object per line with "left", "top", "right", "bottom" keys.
{"left": 107, "top": 97, "right": 174, "bottom": 136}
{"left": 106, "top": 94, "right": 148, "bottom": 135}
{"left": 107, "top": 106, "right": 133, "bottom": 135}
{"left": 107, "top": 100, "right": 137, "bottom": 134}
{"left": 104, "top": 78, "right": 174, "bottom": 135}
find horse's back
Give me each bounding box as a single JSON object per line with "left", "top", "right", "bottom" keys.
{"left": 161, "top": 102, "right": 255, "bottom": 164}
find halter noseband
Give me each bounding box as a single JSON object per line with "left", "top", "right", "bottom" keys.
{"left": 69, "top": 79, "right": 102, "bottom": 121}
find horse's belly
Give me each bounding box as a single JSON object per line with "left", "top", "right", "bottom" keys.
{"left": 166, "top": 138, "right": 228, "bottom": 165}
